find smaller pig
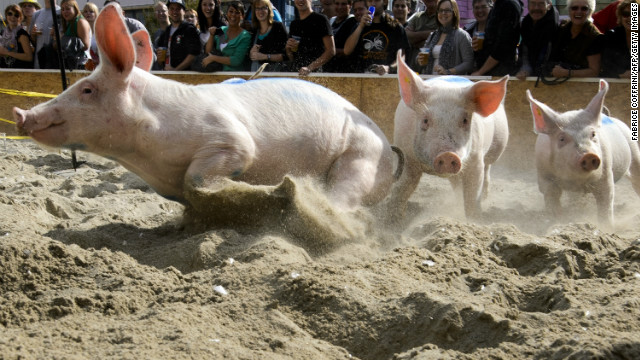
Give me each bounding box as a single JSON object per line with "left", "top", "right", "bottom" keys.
{"left": 527, "top": 80, "right": 640, "bottom": 229}
{"left": 387, "top": 52, "right": 509, "bottom": 219}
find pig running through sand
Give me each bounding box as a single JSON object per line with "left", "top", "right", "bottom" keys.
{"left": 386, "top": 52, "right": 509, "bottom": 220}
{"left": 527, "top": 80, "right": 640, "bottom": 229}
{"left": 13, "top": 4, "right": 402, "bottom": 213}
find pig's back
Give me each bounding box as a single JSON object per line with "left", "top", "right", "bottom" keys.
{"left": 602, "top": 115, "right": 633, "bottom": 181}
{"left": 206, "top": 78, "right": 388, "bottom": 182}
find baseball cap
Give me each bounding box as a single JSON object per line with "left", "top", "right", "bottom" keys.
{"left": 19, "top": 0, "right": 42, "bottom": 9}
{"left": 167, "top": 0, "right": 186, "bottom": 10}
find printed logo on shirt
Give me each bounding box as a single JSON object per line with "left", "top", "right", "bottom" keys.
{"left": 362, "top": 29, "right": 390, "bottom": 61}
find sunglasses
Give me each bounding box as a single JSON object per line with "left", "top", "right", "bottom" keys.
{"left": 6, "top": 11, "right": 20, "bottom": 17}
{"left": 570, "top": 5, "right": 589, "bottom": 11}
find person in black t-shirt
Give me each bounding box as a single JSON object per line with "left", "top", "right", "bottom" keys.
{"left": 324, "top": 0, "right": 359, "bottom": 72}
{"left": 343, "top": 0, "right": 410, "bottom": 74}
{"left": 286, "top": 0, "right": 335, "bottom": 75}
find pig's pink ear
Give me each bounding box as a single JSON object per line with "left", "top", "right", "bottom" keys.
{"left": 585, "top": 79, "right": 609, "bottom": 117}
{"left": 95, "top": 4, "right": 135, "bottom": 75}
{"left": 469, "top": 75, "right": 508, "bottom": 117}
{"left": 526, "top": 89, "right": 559, "bottom": 134}
{"left": 131, "top": 30, "right": 153, "bottom": 71}
{"left": 397, "top": 50, "right": 424, "bottom": 107}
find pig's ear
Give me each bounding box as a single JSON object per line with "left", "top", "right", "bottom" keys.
{"left": 469, "top": 75, "right": 508, "bottom": 117}
{"left": 95, "top": 4, "right": 135, "bottom": 76}
{"left": 131, "top": 30, "right": 153, "bottom": 71}
{"left": 585, "top": 79, "right": 609, "bottom": 117}
{"left": 397, "top": 50, "right": 425, "bottom": 108}
{"left": 526, "top": 89, "right": 560, "bottom": 134}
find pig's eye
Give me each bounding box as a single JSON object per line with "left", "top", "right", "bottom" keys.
{"left": 82, "top": 87, "right": 93, "bottom": 94}
{"left": 462, "top": 117, "right": 468, "bottom": 125}
{"left": 591, "top": 131, "right": 596, "bottom": 138}
{"left": 559, "top": 135, "right": 565, "bottom": 143}
{"left": 423, "top": 118, "right": 428, "bottom": 125}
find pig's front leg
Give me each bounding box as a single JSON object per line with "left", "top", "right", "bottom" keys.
{"left": 384, "top": 159, "right": 423, "bottom": 224}
{"left": 183, "top": 141, "right": 256, "bottom": 193}
{"left": 461, "top": 158, "right": 485, "bottom": 219}
{"left": 593, "top": 172, "right": 615, "bottom": 230}
{"left": 481, "top": 163, "right": 492, "bottom": 200}
{"left": 539, "top": 175, "right": 562, "bottom": 218}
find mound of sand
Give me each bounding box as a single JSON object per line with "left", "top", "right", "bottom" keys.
{"left": 1, "top": 140, "right": 639, "bottom": 359}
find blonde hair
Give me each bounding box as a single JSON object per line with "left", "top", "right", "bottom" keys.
{"left": 566, "top": 0, "right": 596, "bottom": 18}
{"left": 82, "top": 2, "right": 98, "bottom": 15}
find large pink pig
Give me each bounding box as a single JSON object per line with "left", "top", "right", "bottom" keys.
{"left": 387, "top": 53, "right": 509, "bottom": 219}
{"left": 527, "top": 80, "right": 640, "bottom": 229}
{"left": 13, "top": 4, "right": 400, "bottom": 211}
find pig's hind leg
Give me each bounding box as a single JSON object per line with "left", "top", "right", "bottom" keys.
{"left": 628, "top": 141, "right": 640, "bottom": 198}
{"left": 325, "top": 150, "right": 393, "bottom": 210}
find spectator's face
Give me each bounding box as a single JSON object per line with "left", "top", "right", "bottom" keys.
{"left": 423, "top": 0, "right": 437, "bottom": 14}
{"left": 321, "top": 0, "right": 335, "bottom": 13}
{"left": 366, "top": 0, "right": 385, "bottom": 15}
{"left": 528, "top": 0, "right": 549, "bottom": 22}
{"left": 201, "top": 0, "right": 215, "bottom": 18}
{"left": 619, "top": 4, "right": 631, "bottom": 31}
{"left": 5, "top": 9, "right": 22, "bottom": 27}
{"left": 392, "top": 0, "right": 409, "bottom": 23}
{"left": 61, "top": 2, "right": 77, "bottom": 21}
{"left": 568, "top": 0, "right": 591, "bottom": 26}
{"left": 335, "top": 0, "right": 351, "bottom": 18}
{"left": 20, "top": 3, "right": 37, "bottom": 18}
{"left": 472, "top": 0, "right": 490, "bottom": 22}
{"left": 437, "top": 0, "right": 453, "bottom": 27}
{"left": 226, "top": 6, "right": 243, "bottom": 26}
{"left": 168, "top": 3, "right": 184, "bottom": 24}
{"left": 254, "top": 2, "right": 270, "bottom": 22}
{"left": 155, "top": 4, "right": 168, "bottom": 23}
{"left": 353, "top": 0, "right": 367, "bottom": 21}
{"left": 294, "top": 0, "right": 311, "bottom": 12}
{"left": 185, "top": 11, "right": 197, "bottom": 25}
{"left": 82, "top": 7, "right": 96, "bottom": 22}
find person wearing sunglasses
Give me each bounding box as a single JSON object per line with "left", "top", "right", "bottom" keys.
{"left": 600, "top": 0, "right": 634, "bottom": 78}
{"left": 547, "top": 0, "right": 603, "bottom": 78}
{"left": 19, "top": 0, "right": 41, "bottom": 32}
{"left": 0, "top": 5, "right": 34, "bottom": 68}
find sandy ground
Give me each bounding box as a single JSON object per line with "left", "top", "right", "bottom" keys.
{"left": 1, "top": 139, "right": 640, "bottom": 359}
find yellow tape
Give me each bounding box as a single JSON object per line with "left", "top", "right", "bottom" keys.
{"left": 0, "top": 88, "right": 58, "bottom": 99}
{"left": 0, "top": 117, "right": 15, "bottom": 125}
{"left": 3, "top": 135, "right": 30, "bottom": 140}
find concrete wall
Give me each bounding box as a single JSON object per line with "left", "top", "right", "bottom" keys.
{"left": 1, "top": 69, "right": 632, "bottom": 170}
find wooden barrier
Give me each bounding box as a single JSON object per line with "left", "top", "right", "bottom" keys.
{"left": 1, "top": 69, "right": 631, "bottom": 170}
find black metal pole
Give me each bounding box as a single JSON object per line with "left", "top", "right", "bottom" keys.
{"left": 49, "top": 0, "right": 82, "bottom": 170}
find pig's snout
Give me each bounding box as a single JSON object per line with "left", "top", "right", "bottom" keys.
{"left": 13, "top": 107, "right": 27, "bottom": 131}
{"left": 13, "top": 107, "right": 27, "bottom": 135}
{"left": 434, "top": 152, "right": 461, "bottom": 174}
{"left": 580, "top": 153, "right": 601, "bottom": 172}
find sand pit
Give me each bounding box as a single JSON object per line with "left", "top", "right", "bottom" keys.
{"left": 1, "top": 140, "right": 640, "bottom": 359}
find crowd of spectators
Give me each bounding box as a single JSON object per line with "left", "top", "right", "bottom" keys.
{"left": 0, "top": 0, "right": 634, "bottom": 79}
